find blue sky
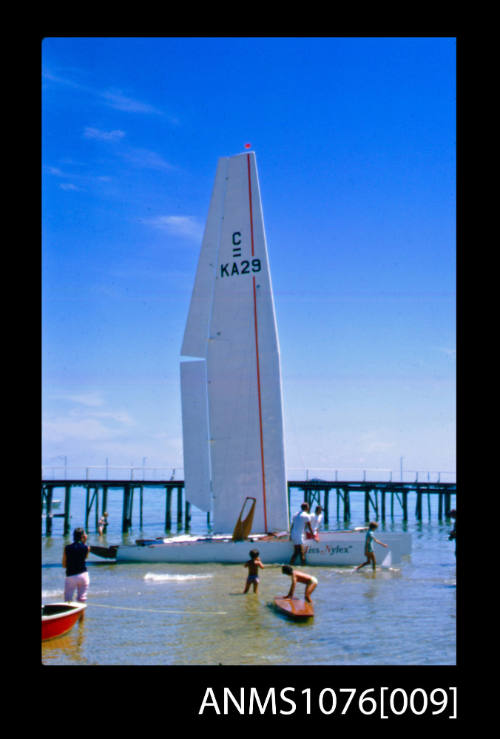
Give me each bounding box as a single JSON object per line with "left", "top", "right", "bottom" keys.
{"left": 42, "top": 37, "right": 456, "bottom": 481}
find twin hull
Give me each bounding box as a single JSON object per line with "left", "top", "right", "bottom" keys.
{"left": 114, "top": 532, "right": 411, "bottom": 566}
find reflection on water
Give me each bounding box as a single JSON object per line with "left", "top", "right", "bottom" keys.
{"left": 42, "top": 616, "right": 86, "bottom": 663}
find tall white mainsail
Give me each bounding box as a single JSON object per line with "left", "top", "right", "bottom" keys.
{"left": 181, "top": 152, "right": 289, "bottom": 534}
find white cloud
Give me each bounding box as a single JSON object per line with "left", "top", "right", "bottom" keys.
{"left": 47, "top": 164, "right": 112, "bottom": 191}
{"left": 357, "top": 434, "right": 396, "bottom": 455}
{"left": 100, "top": 89, "right": 161, "bottom": 115}
{"left": 42, "top": 390, "right": 182, "bottom": 469}
{"left": 143, "top": 215, "right": 203, "bottom": 241}
{"left": 43, "top": 394, "right": 134, "bottom": 448}
{"left": 438, "top": 346, "right": 456, "bottom": 358}
{"left": 121, "top": 147, "right": 174, "bottom": 171}
{"left": 84, "top": 127, "right": 126, "bottom": 142}
{"left": 90, "top": 409, "right": 134, "bottom": 425}
{"left": 43, "top": 70, "right": 166, "bottom": 118}
{"left": 81, "top": 128, "right": 174, "bottom": 173}
{"left": 44, "top": 415, "right": 116, "bottom": 444}
{"left": 55, "top": 392, "right": 105, "bottom": 407}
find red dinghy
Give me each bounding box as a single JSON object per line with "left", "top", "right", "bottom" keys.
{"left": 42, "top": 602, "right": 86, "bottom": 641}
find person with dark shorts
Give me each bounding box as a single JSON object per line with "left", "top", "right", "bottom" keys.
{"left": 290, "top": 502, "right": 314, "bottom": 564}
{"left": 243, "top": 549, "right": 265, "bottom": 593}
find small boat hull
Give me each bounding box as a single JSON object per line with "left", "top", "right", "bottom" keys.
{"left": 42, "top": 602, "right": 86, "bottom": 641}
{"left": 110, "top": 531, "right": 411, "bottom": 566}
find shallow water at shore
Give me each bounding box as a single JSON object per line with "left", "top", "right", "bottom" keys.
{"left": 42, "top": 490, "right": 456, "bottom": 666}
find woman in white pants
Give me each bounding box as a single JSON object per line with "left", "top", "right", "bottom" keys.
{"left": 62, "top": 528, "right": 90, "bottom": 602}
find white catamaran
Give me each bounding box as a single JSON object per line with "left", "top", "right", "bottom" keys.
{"left": 94, "top": 151, "right": 411, "bottom": 566}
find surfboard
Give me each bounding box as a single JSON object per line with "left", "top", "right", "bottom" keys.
{"left": 274, "top": 597, "right": 314, "bottom": 619}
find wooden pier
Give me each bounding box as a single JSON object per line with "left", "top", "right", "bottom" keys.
{"left": 290, "top": 479, "right": 456, "bottom": 526}
{"left": 41, "top": 480, "right": 190, "bottom": 536}
{"left": 41, "top": 478, "right": 456, "bottom": 536}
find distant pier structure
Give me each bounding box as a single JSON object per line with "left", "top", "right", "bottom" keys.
{"left": 41, "top": 472, "right": 456, "bottom": 536}
{"left": 290, "top": 478, "right": 456, "bottom": 526}
{"left": 41, "top": 479, "right": 189, "bottom": 536}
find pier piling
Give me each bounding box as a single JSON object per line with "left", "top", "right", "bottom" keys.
{"left": 63, "top": 485, "right": 71, "bottom": 536}
{"left": 45, "top": 486, "right": 53, "bottom": 535}
{"left": 165, "top": 487, "right": 172, "bottom": 530}
{"left": 102, "top": 486, "right": 108, "bottom": 518}
{"left": 177, "top": 487, "right": 183, "bottom": 527}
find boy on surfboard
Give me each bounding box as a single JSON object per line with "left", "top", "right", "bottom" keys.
{"left": 243, "top": 549, "right": 265, "bottom": 593}
{"left": 281, "top": 565, "right": 318, "bottom": 603}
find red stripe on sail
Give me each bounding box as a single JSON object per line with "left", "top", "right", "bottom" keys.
{"left": 247, "top": 153, "right": 268, "bottom": 532}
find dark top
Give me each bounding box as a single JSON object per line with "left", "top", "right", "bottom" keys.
{"left": 65, "top": 541, "right": 89, "bottom": 576}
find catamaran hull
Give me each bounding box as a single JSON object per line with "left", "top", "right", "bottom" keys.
{"left": 114, "top": 532, "right": 411, "bottom": 566}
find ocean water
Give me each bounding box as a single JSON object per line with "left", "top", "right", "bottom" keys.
{"left": 41, "top": 487, "right": 456, "bottom": 666}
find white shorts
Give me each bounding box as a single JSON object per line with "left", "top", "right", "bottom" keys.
{"left": 64, "top": 571, "right": 89, "bottom": 602}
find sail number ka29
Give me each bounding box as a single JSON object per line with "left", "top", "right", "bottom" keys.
{"left": 220, "top": 232, "right": 262, "bottom": 278}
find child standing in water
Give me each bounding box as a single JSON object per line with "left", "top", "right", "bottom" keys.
{"left": 355, "top": 521, "right": 388, "bottom": 571}
{"left": 243, "top": 549, "right": 265, "bottom": 593}
{"left": 98, "top": 511, "right": 108, "bottom": 536}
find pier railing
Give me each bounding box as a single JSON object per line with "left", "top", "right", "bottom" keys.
{"left": 41, "top": 465, "right": 180, "bottom": 482}
{"left": 41, "top": 465, "right": 456, "bottom": 484}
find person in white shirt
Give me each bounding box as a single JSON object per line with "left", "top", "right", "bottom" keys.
{"left": 290, "top": 502, "right": 314, "bottom": 564}
{"left": 307, "top": 505, "right": 323, "bottom": 541}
